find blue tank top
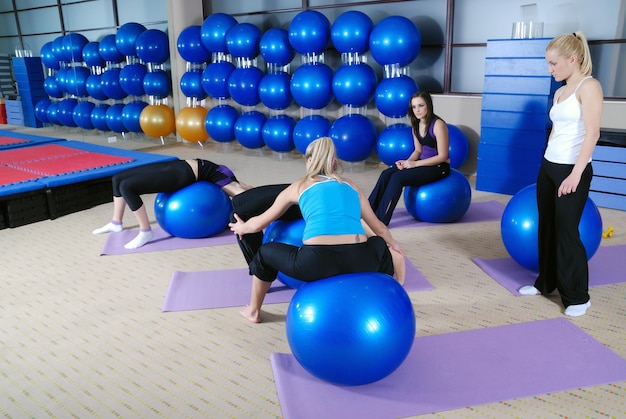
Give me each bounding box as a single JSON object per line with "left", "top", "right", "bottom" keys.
{"left": 298, "top": 178, "right": 365, "bottom": 241}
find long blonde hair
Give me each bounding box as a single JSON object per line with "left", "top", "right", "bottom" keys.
{"left": 304, "top": 137, "right": 342, "bottom": 180}
{"left": 547, "top": 31, "right": 593, "bottom": 76}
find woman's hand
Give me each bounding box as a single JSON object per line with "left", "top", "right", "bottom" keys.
{"left": 228, "top": 213, "right": 247, "bottom": 239}
{"left": 558, "top": 172, "right": 582, "bottom": 197}
{"left": 395, "top": 160, "right": 416, "bottom": 170}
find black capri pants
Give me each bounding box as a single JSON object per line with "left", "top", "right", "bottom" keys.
{"left": 249, "top": 235, "right": 394, "bottom": 282}
{"left": 112, "top": 160, "right": 196, "bottom": 211}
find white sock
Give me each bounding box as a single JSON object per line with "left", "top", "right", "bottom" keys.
{"left": 518, "top": 285, "right": 541, "bottom": 295}
{"left": 92, "top": 221, "right": 123, "bottom": 235}
{"left": 124, "top": 229, "right": 154, "bottom": 249}
{"left": 564, "top": 301, "right": 591, "bottom": 317}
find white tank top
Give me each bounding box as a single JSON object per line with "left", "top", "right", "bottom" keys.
{"left": 544, "top": 76, "right": 593, "bottom": 165}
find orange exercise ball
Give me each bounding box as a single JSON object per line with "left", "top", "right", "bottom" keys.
{"left": 176, "top": 106, "right": 209, "bottom": 142}
{"left": 139, "top": 104, "right": 176, "bottom": 138}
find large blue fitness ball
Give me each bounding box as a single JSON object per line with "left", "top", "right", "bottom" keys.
{"left": 330, "top": 10, "right": 373, "bottom": 54}
{"left": 177, "top": 25, "right": 210, "bottom": 64}
{"left": 288, "top": 10, "right": 330, "bottom": 55}
{"left": 369, "top": 15, "right": 422, "bottom": 67}
{"left": 375, "top": 75, "right": 419, "bottom": 118}
{"left": 259, "top": 27, "right": 295, "bottom": 66}
{"left": 259, "top": 71, "right": 292, "bottom": 110}
{"left": 263, "top": 219, "right": 307, "bottom": 289}
{"left": 202, "top": 61, "right": 235, "bottom": 99}
{"left": 500, "top": 183, "right": 603, "bottom": 272}
{"left": 287, "top": 272, "right": 415, "bottom": 386}
{"left": 234, "top": 110, "right": 266, "bottom": 149}
{"left": 290, "top": 63, "right": 333, "bottom": 110}
{"left": 329, "top": 113, "right": 377, "bottom": 162}
{"left": 225, "top": 22, "right": 261, "bottom": 59}
{"left": 155, "top": 181, "right": 232, "bottom": 239}
{"left": 201, "top": 13, "right": 238, "bottom": 53}
{"left": 376, "top": 123, "right": 414, "bottom": 166}
{"left": 293, "top": 114, "right": 331, "bottom": 155}
{"left": 332, "top": 63, "right": 377, "bottom": 108}
{"left": 403, "top": 169, "right": 472, "bottom": 223}
{"left": 205, "top": 104, "right": 239, "bottom": 143}
{"left": 263, "top": 114, "right": 296, "bottom": 153}
{"left": 447, "top": 124, "right": 470, "bottom": 169}
{"left": 228, "top": 66, "right": 264, "bottom": 106}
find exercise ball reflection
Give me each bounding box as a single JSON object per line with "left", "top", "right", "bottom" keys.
{"left": 155, "top": 181, "right": 232, "bottom": 239}
{"left": 500, "top": 183, "right": 602, "bottom": 272}
{"left": 286, "top": 272, "right": 415, "bottom": 386}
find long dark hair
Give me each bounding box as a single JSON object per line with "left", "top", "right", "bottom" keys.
{"left": 407, "top": 91, "right": 441, "bottom": 139}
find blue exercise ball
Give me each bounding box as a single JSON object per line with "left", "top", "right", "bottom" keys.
{"left": 116, "top": 22, "right": 147, "bottom": 57}
{"left": 262, "top": 219, "right": 307, "bottom": 289}
{"left": 205, "top": 104, "right": 240, "bottom": 143}
{"left": 500, "top": 183, "right": 603, "bottom": 272}
{"left": 121, "top": 101, "right": 148, "bottom": 133}
{"left": 259, "top": 71, "right": 292, "bottom": 110}
{"left": 286, "top": 272, "right": 415, "bottom": 386}
{"left": 376, "top": 123, "right": 414, "bottom": 166}
{"left": 234, "top": 110, "right": 266, "bottom": 149}
{"left": 105, "top": 103, "right": 126, "bottom": 133}
{"left": 90, "top": 103, "right": 110, "bottom": 131}
{"left": 288, "top": 10, "right": 330, "bottom": 55}
{"left": 200, "top": 13, "right": 238, "bottom": 53}
{"left": 62, "top": 33, "right": 89, "bottom": 62}
{"left": 177, "top": 25, "right": 210, "bottom": 64}
{"left": 64, "top": 66, "right": 91, "bottom": 97}
{"left": 85, "top": 73, "right": 108, "bottom": 101}
{"left": 44, "top": 76, "right": 63, "bottom": 98}
{"left": 155, "top": 181, "right": 233, "bottom": 239}
{"left": 226, "top": 23, "right": 261, "bottom": 59}
{"left": 52, "top": 36, "right": 68, "bottom": 64}
{"left": 263, "top": 114, "right": 296, "bottom": 153}
{"left": 143, "top": 69, "right": 171, "bottom": 98}
{"left": 228, "top": 66, "right": 263, "bottom": 106}
{"left": 82, "top": 41, "right": 105, "bottom": 68}
{"left": 98, "top": 34, "right": 124, "bottom": 63}
{"left": 119, "top": 63, "right": 147, "bottom": 96}
{"left": 332, "top": 62, "right": 377, "bottom": 108}
{"left": 35, "top": 98, "right": 52, "bottom": 123}
{"left": 202, "top": 61, "right": 235, "bottom": 99}
{"left": 72, "top": 100, "right": 95, "bottom": 130}
{"left": 259, "top": 28, "right": 295, "bottom": 66}
{"left": 136, "top": 29, "right": 169, "bottom": 64}
{"left": 290, "top": 62, "right": 333, "bottom": 109}
{"left": 40, "top": 42, "right": 60, "bottom": 70}
{"left": 369, "top": 16, "right": 422, "bottom": 67}
{"left": 293, "top": 115, "right": 331, "bottom": 155}
{"left": 403, "top": 169, "right": 472, "bottom": 223}
{"left": 180, "top": 70, "right": 207, "bottom": 100}
{"left": 330, "top": 10, "right": 373, "bottom": 54}
{"left": 57, "top": 98, "right": 78, "bottom": 127}
{"left": 54, "top": 68, "right": 69, "bottom": 94}
{"left": 329, "top": 113, "right": 377, "bottom": 162}
{"left": 375, "top": 75, "right": 419, "bottom": 118}
{"left": 46, "top": 101, "right": 60, "bottom": 125}
{"left": 101, "top": 68, "right": 128, "bottom": 100}
{"left": 447, "top": 124, "right": 470, "bottom": 170}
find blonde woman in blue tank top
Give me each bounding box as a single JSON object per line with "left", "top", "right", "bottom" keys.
{"left": 518, "top": 32, "right": 604, "bottom": 317}
{"left": 229, "top": 137, "right": 406, "bottom": 323}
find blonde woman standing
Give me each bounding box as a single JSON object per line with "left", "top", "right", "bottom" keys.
{"left": 519, "top": 31, "right": 604, "bottom": 317}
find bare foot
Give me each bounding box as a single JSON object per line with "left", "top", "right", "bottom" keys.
{"left": 390, "top": 247, "right": 406, "bottom": 286}
{"left": 240, "top": 305, "right": 261, "bottom": 323}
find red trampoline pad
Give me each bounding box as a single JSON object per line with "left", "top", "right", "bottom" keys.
{"left": 0, "top": 166, "right": 41, "bottom": 186}
{"left": 0, "top": 136, "right": 30, "bottom": 147}
{"left": 0, "top": 144, "right": 86, "bottom": 164}
{"left": 12, "top": 151, "right": 134, "bottom": 175}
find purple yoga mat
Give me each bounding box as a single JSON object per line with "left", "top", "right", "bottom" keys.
{"left": 162, "top": 259, "right": 433, "bottom": 312}
{"left": 100, "top": 227, "right": 237, "bottom": 255}
{"left": 388, "top": 200, "right": 504, "bottom": 229}
{"left": 474, "top": 244, "right": 626, "bottom": 295}
{"left": 271, "top": 318, "right": 626, "bottom": 419}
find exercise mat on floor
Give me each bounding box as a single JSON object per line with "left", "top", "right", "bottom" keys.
{"left": 271, "top": 318, "right": 626, "bottom": 419}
